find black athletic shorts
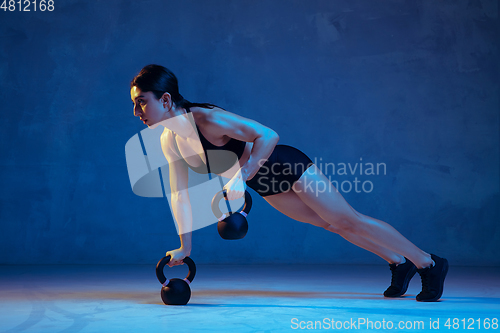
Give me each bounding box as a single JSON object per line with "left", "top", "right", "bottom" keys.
{"left": 245, "top": 144, "right": 314, "bottom": 197}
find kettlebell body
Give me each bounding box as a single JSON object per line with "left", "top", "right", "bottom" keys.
{"left": 217, "top": 212, "right": 248, "bottom": 240}
{"left": 161, "top": 278, "right": 191, "bottom": 305}
{"left": 211, "top": 190, "right": 253, "bottom": 240}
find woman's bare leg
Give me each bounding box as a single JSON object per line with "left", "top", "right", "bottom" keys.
{"left": 291, "top": 165, "right": 433, "bottom": 269}
{"left": 263, "top": 190, "right": 406, "bottom": 265}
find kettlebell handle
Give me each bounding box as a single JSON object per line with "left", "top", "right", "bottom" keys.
{"left": 156, "top": 256, "right": 196, "bottom": 285}
{"left": 211, "top": 190, "right": 253, "bottom": 220}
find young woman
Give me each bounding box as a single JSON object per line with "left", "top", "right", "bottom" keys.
{"left": 130, "top": 64, "right": 448, "bottom": 302}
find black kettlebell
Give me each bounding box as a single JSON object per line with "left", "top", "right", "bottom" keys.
{"left": 155, "top": 256, "right": 196, "bottom": 305}
{"left": 211, "top": 190, "right": 252, "bottom": 240}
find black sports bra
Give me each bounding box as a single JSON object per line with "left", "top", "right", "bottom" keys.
{"left": 172, "top": 107, "right": 246, "bottom": 174}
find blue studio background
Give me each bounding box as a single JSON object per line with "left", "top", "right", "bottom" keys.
{"left": 0, "top": 0, "right": 498, "bottom": 266}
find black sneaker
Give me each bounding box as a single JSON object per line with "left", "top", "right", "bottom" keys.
{"left": 416, "top": 254, "right": 449, "bottom": 302}
{"left": 384, "top": 258, "right": 417, "bottom": 297}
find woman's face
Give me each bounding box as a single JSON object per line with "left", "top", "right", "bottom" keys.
{"left": 131, "top": 86, "right": 169, "bottom": 127}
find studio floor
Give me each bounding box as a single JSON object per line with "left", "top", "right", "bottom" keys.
{"left": 0, "top": 264, "right": 499, "bottom": 333}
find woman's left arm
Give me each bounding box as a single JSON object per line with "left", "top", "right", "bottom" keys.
{"left": 209, "top": 109, "right": 279, "bottom": 195}
{"left": 241, "top": 128, "right": 280, "bottom": 181}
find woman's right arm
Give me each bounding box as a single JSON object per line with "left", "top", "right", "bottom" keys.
{"left": 161, "top": 129, "right": 192, "bottom": 267}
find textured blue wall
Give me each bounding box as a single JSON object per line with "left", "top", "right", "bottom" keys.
{"left": 0, "top": 0, "right": 498, "bottom": 265}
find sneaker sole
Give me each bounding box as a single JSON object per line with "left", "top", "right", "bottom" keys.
{"left": 384, "top": 266, "right": 417, "bottom": 297}
{"left": 417, "top": 258, "right": 449, "bottom": 302}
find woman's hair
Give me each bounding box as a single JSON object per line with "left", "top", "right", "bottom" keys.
{"left": 130, "top": 64, "right": 218, "bottom": 110}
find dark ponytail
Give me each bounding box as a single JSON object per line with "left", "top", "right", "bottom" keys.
{"left": 130, "top": 64, "right": 219, "bottom": 110}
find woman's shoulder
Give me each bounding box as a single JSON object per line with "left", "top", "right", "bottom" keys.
{"left": 160, "top": 127, "right": 183, "bottom": 148}
{"left": 160, "top": 127, "right": 173, "bottom": 141}
{"left": 189, "top": 105, "right": 226, "bottom": 119}
{"left": 160, "top": 129, "right": 187, "bottom": 164}
{"left": 160, "top": 128, "right": 177, "bottom": 153}
{"left": 193, "top": 105, "right": 248, "bottom": 124}
{"left": 189, "top": 106, "right": 230, "bottom": 129}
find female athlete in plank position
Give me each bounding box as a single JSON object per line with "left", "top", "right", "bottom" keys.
{"left": 130, "top": 64, "right": 448, "bottom": 302}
